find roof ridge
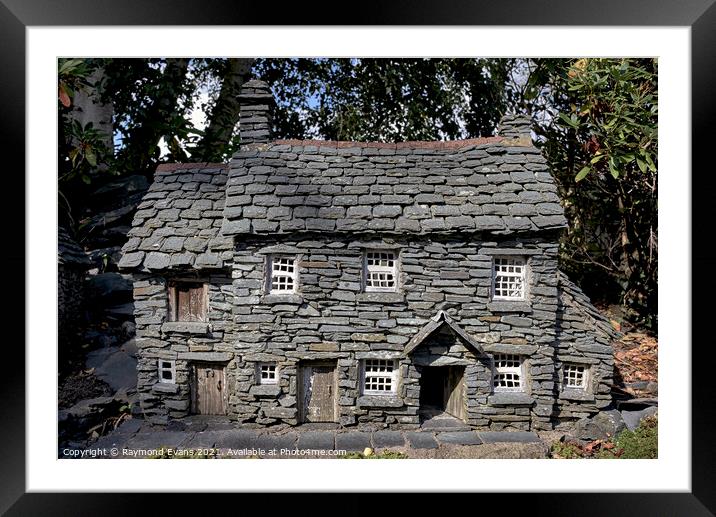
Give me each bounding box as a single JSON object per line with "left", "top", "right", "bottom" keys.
{"left": 272, "top": 136, "right": 511, "bottom": 149}
{"left": 156, "top": 162, "right": 228, "bottom": 172}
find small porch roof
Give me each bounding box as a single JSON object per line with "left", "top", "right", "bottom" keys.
{"left": 403, "top": 311, "right": 486, "bottom": 357}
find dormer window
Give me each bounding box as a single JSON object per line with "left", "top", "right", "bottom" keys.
{"left": 268, "top": 255, "right": 298, "bottom": 294}
{"left": 492, "top": 257, "right": 526, "bottom": 300}
{"left": 364, "top": 250, "right": 398, "bottom": 292}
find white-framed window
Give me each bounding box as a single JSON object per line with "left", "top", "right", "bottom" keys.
{"left": 158, "top": 359, "right": 176, "bottom": 384}
{"left": 492, "top": 257, "right": 526, "bottom": 300}
{"left": 257, "top": 363, "right": 278, "bottom": 385}
{"left": 364, "top": 250, "right": 398, "bottom": 292}
{"left": 268, "top": 255, "right": 297, "bottom": 294}
{"left": 492, "top": 354, "right": 524, "bottom": 391}
{"left": 563, "top": 363, "right": 588, "bottom": 390}
{"left": 362, "top": 359, "right": 398, "bottom": 395}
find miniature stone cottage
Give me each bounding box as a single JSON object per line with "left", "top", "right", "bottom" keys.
{"left": 119, "top": 79, "right": 616, "bottom": 431}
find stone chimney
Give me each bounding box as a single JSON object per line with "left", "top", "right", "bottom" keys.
{"left": 497, "top": 113, "right": 533, "bottom": 140}
{"left": 238, "top": 79, "right": 274, "bottom": 146}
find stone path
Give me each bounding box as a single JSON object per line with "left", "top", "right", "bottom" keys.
{"left": 61, "top": 418, "right": 546, "bottom": 459}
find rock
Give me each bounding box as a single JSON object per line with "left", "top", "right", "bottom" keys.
{"left": 86, "top": 346, "right": 138, "bottom": 392}
{"left": 296, "top": 431, "right": 334, "bottom": 450}
{"left": 478, "top": 431, "right": 540, "bottom": 444}
{"left": 405, "top": 432, "right": 438, "bottom": 449}
{"left": 437, "top": 431, "right": 483, "bottom": 445}
{"left": 571, "top": 409, "right": 625, "bottom": 442}
{"left": 144, "top": 252, "right": 171, "bottom": 270}
{"left": 84, "top": 204, "right": 136, "bottom": 231}
{"left": 335, "top": 432, "right": 372, "bottom": 452}
{"left": 263, "top": 407, "right": 297, "bottom": 419}
{"left": 66, "top": 396, "right": 118, "bottom": 422}
{"left": 92, "top": 174, "right": 149, "bottom": 205}
{"left": 621, "top": 406, "right": 658, "bottom": 431}
{"left": 87, "top": 246, "right": 123, "bottom": 271}
{"left": 121, "top": 321, "right": 136, "bottom": 339}
{"left": 616, "top": 398, "right": 658, "bottom": 410}
{"left": 86, "top": 272, "right": 133, "bottom": 305}
{"left": 119, "top": 338, "right": 137, "bottom": 358}
{"left": 372, "top": 431, "right": 405, "bottom": 448}
{"left": 106, "top": 302, "right": 135, "bottom": 319}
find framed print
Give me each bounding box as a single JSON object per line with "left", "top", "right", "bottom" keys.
{"left": 3, "top": 0, "right": 715, "bottom": 514}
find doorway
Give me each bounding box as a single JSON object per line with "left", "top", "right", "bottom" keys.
{"left": 299, "top": 362, "right": 337, "bottom": 423}
{"left": 191, "top": 363, "right": 227, "bottom": 415}
{"left": 419, "top": 366, "right": 466, "bottom": 421}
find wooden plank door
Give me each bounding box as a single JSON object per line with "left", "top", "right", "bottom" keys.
{"left": 192, "top": 364, "right": 227, "bottom": 415}
{"left": 301, "top": 364, "right": 336, "bottom": 423}
{"left": 445, "top": 367, "right": 466, "bottom": 421}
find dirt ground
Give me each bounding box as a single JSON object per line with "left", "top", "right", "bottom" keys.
{"left": 595, "top": 304, "right": 658, "bottom": 392}
{"left": 613, "top": 332, "right": 658, "bottom": 384}
{"left": 58, "top": 368, "right": 112, "bottom": 409}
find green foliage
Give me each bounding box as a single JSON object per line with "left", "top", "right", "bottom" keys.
{"left": 598, "top": 414, "right": 658, "bottom": 459}
{"left": 524, "top": 58, "right": 658, "bottom": 328}
{"left": 58, "top": 58, "right": 93, "bottom": 107}
{"left": 550, "top": 414, "right": 658, "bottom": 459}
{"left": 550, "top": 441, "right": 585, "bottom": 459}
{"left": 57, "top": 57, "right": 658, "bottom": 327}
{"left": 58, "top": 58, "right": 116, "bottom": 227}
{"left": 253, "top": 58, "right": 516, "bottom": 142}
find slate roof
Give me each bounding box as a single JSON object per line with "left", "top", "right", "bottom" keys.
{"left": 120, "top": 122, "right": 569, "bottom": 272}
{"left": 557, "top": 271, "right": 621, "bottom": 341}
{"left": 118, "top": 163, "right": 231, "bottom": 272}
{"left": 220, "top": 136, "right": 566, "bottom": 237}
{"left": 403, "top": 310, "right": 486, "bottom": 357}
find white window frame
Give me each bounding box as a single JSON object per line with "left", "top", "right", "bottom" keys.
{"left": 158, "top": 359, "right": 176, "bottom": 384}
{"left": 257, "top": 363, "right": 278, "bottom": 385}
{"left": 492, "top": 256, "right": 527, "bottom": 301}
{"left": 268, "top": 255, "right": 298, "bottom": 294}
{"left": 563, "top": 363, "right": 589, "bottom": 390}
{"left": 361, "top": 359, "right": 398, "bottom": 395}
{"left": 492, "top": 354, "right": 524, "bottom": 392}
{"left": 364, "top": 250, "right": 398, "bottom": 292}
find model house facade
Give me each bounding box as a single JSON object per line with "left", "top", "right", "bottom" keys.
{"left": 119, "top": 80, "right": 616, "bottom": 431}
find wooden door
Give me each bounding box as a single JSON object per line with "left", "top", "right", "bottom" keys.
{"left": 192, "top": 364, "right": 227, "bottom": 415}
{"left": 445, "top": 367, "right": 466, "bottom": 421}
{"left": 300, "top": 364, "right": 336, "bottom": 423}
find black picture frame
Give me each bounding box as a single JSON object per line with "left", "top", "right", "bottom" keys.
{"left": 3, "top": 0, "right": 714, "bottom": 514}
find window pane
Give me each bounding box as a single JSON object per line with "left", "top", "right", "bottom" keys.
{"left": 365, "top": 251, "right": 397, "bottom": 291}
{"left": 493, "top": 257, "right": 525, "bottom": 299}
{"left": 363, "top": 359, "right": 397, "bottom": 394}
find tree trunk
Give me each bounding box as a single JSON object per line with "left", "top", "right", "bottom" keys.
{"left": 118, "top": 58, "right": 190, "bottom": 174}
{"left": 193, "top": 58, "right": 254, "bottom": 162}
{"left": 71, "top": 66, "right": 114, "bottom": 163}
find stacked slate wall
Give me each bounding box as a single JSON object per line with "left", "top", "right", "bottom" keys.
{"left": 132, "top": 271, "right": 235, "bottom": 425}
{"left": 228, "top": 233, "right": 562, "bottom": 431}
{"left": 552, "top": 273, "right": 617, "bottom": 428}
